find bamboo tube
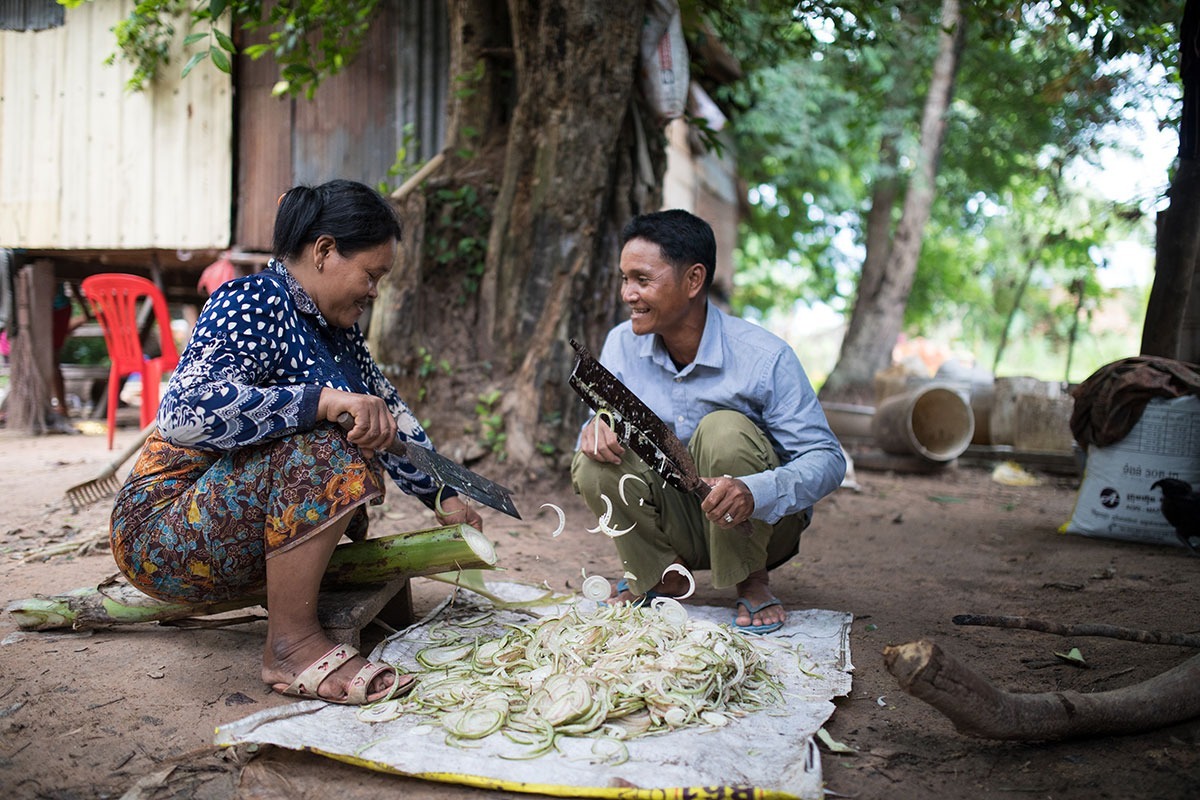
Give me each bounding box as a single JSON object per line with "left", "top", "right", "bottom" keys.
{"left": 322, "top": 522, "right": 496, "bottom": 585}
{"left": 6, "top": 523, "right": 497, "bottom": 631}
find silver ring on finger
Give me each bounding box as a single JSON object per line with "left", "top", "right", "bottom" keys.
{"left": 723, "top": 513, "right": 734, "bottom": 524}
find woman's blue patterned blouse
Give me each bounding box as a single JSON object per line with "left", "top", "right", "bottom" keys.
{"left": 156, "top": 259, "right": 451, "bottom": 508}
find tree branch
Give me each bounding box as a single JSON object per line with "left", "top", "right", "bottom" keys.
{"left": 390, "top": 151, "right": 445, "bottom": 203}
{"left": 884, "top": 640, "right": 1200, "bottom": 740}
{"left": 952, "top": 614, "right": 1200, "bottom": 648}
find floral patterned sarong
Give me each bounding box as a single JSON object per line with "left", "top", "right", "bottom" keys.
{"left": 111, "top": 426, "right": 384, "bottom": 603}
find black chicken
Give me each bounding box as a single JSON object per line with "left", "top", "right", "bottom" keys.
{"left": 1151, "top": 478, "right": 1200, "bottom": 555}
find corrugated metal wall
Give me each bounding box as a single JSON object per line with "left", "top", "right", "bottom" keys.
{"left": 236, "top": 0, "right": 449, "bottom": 251}
{"left": 1, "top": 0, "right": 450, "bottom": 253}
{"left": 0, "top": 0, "right": 233, "bottom": 250}
{"left": 0, "top": 0, "right": 65, "bottom": 31}
{"left": 398, "top": 0, "right": 449, "bottom": 165}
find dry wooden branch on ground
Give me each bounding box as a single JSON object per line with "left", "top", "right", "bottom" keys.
{"left": 884, "top": 640, "right": 1200, "bottom": 740}
{"left": 953, "top": 614, "right": 1200, "bottom": 648}
{"left": 22, "top": 533, "right": 109, "bottom": 562}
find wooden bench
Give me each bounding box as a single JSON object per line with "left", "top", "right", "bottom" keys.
{"left": 316, "top": 578, "right": 415, "bottom": 651}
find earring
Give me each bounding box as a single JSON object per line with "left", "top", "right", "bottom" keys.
{"left": 317, "top": 260, "right": 324, "bottom": 272}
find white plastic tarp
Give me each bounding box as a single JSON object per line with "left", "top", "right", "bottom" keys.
{"left": 215, "top": 581, "right": 854, "bottom": 799}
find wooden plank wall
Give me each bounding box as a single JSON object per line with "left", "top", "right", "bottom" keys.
{"left": 292, "top": 0, "right": 400, "bottom": 188}
{"left": 0, "top": 0, "right": 233, "bottom": 250}
{"left": 234, "top": 17, "right": 295, "bottom": 251}
{"left": 0, "top": 0, "right": 455, "bottom": 254}
{"left": 236, "top": 0, "right": 449, "bottom": 252}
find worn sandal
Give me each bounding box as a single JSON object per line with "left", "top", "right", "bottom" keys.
{"left": 274, "top": 643, "right": 416, "bottom": 705}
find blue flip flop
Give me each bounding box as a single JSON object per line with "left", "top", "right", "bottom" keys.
{"left": 733, "top": 597, "right": 785, "bottom": 635}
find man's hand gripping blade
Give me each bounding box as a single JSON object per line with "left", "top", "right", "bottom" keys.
{"left": 568, "top": 338, "right": 707, "bottom": 499}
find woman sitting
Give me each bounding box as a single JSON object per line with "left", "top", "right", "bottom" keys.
{"left": 110, "top": 179, "right": 483, "bottom": 705}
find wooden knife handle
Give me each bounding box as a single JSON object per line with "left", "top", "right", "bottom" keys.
{"left": 335, "top": 412, "right": 408, "bottom": 458}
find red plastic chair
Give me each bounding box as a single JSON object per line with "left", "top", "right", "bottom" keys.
{"left": 81, "top": 274, "right": 180, "bottom": 449}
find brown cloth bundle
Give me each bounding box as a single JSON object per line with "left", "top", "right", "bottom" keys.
{"left": 1070, "top": 356, "right": 1200, "bottom": 448}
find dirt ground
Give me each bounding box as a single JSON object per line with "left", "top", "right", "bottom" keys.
{"left": 1, "top": 421, "right": 1198, "bottom": 800}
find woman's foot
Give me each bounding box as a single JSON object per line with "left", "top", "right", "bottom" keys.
{"left": 263, "top": 631, "right": 410, "bottom": 704}
{"left": 734, "top": 569, "right": 786, "bottom": 630}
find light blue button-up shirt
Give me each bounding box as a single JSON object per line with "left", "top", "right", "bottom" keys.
{"left": 595, "top": 302, "right": 846, "bottom": 524}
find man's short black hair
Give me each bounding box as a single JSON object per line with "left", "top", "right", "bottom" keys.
{"left": 620, "top": 209, "right": 716, "bottom": 291}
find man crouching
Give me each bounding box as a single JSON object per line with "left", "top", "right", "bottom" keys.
{"left": 571, "top": 209, "right": 846, "bottom": 634}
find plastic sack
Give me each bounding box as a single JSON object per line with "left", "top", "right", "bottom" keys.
{"left": 639, "top": 0, "right": 688, "bottom": 122}
{"left": 1061, "top": 395, "right": 1200, "bottom": 547}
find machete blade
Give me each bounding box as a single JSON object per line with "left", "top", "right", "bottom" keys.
{"left": 568, "top": 338, "right": 708, "bottom": 500}
{"left": 338, "top": 413, "right": 521, "bottom": 519}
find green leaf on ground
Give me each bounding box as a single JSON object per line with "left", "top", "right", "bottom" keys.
{"left": 817, "top": 727, "right": 857, "bottom": 754}
{"left": 1053, "top": 647, "right": 1087, "bottom": 667}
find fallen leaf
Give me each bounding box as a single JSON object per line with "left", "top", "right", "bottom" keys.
{"left": 817, "top": 727, "right": 857, "bottom": 754}
{"left": 1053, "top": 647, "right": 1088, "bottom": 667}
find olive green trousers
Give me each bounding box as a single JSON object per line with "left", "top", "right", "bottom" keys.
{"left": 570, "top": 410, "right": 811, "bottom": 595}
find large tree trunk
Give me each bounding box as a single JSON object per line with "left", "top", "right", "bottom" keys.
{"left": 1143, "top": 0, "right": 1200, "bottom": 360}
{"left": 820, "top": 0, "right": 965, "bottom": 404}
{"left": 820, "top": 136, "right": 899, "bottom": 404}
{"left": 369, "top": 0, "right": 657, "bottom": 469}
{"left": 483, "top": 0, "right": 653, "bottom": 464}
{"left": 8, "top": 262, "right": 56, "bottom": 434}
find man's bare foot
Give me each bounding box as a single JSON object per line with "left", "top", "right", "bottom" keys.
{"left": 607, "top": 581, "right": 643, "bottom": 605}
{"left": 734, "top": 568, "right": 786, "bottom": 629}
{"left": 607, "top": 559, "right": 692, "bottom": 604}
{"left": 262, "top": 631, "right": 405, "bottom": 703}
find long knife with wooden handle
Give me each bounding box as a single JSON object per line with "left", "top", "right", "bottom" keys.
{"left": 337, "top": 413, "right": 521, "bottom": 519}
{"left": 568, "top": 338, "right": 753, "bottom": 535}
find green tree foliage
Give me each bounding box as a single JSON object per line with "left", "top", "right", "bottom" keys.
{"left": 710, "top": 0, "right": 1177, "bottom": 389}
{"left": 722, "top": 2, "right": 1172, "bottom": 316}
{"left": 57, "top": 0, "right": 377, "bottom": 96}
{"left": 63, "top": 0, "right": 1182, "bottom": 377}
{"left": 918, "top": 179, "right": 1141, "bottom": 374}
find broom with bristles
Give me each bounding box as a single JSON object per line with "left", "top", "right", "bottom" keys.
{"left": 65, "top": 422, "right": 156, "bottom": 511}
